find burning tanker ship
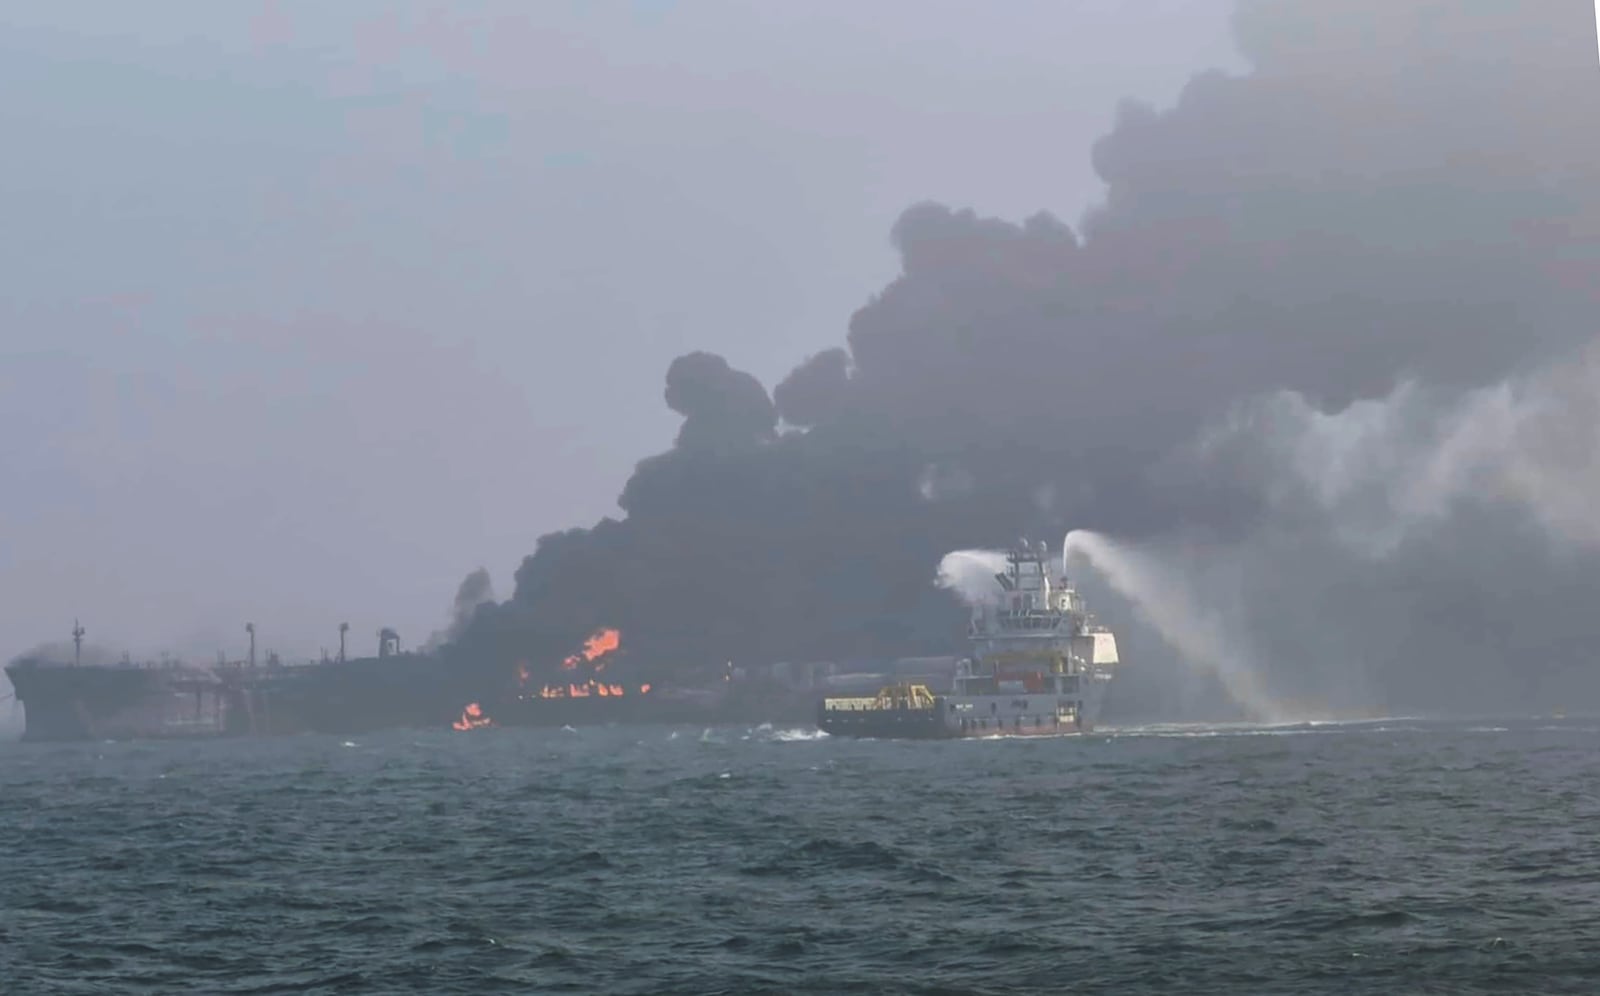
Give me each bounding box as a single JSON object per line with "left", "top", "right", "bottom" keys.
{"left": 448, "top": 627, "right": 815, "bottom": 732}
{"left": 5, "top": 620, "right": 793, "bottom": 742}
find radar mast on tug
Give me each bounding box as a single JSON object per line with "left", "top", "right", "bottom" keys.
{"left": 819, "top": 537, "right": 1120, "bottom": 738}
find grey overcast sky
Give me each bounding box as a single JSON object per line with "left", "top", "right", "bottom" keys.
{"left": 0, "top": 1, "right": 1240, "bottom": 663}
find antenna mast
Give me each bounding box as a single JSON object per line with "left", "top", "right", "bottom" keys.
{"left": 72, "top": 619, "right": 85, "bottom": 667}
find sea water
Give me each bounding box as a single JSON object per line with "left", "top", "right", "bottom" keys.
{"left": 2, "top": 717, "right": 1598, "bottom": 994}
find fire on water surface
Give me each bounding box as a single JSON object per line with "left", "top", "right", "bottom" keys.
{"left": 451, "top": 702, "right": 492, "bottom": 731}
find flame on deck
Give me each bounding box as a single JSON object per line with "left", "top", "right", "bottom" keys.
{"left": 451, "top": 702, "right": 493, "bottom": 731}
{"left": 535, "top": 679, "right": 648, "bottom": 699}
{"left": 509, "top": 627, "right": 653, "bottom": 704}
{"left": 561, "top": 628, "right": 620, "bottom": 670}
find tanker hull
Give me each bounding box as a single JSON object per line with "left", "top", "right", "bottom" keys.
{"left": 6, "top": 659, "right": 231, "bottom": 742}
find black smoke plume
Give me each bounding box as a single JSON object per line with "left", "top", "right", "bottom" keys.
{"left": 423, "top": 568, "right": 496, "bottom": 652}
{"left": 663, "top": 351, "right": 778, "bottom": 452}
{"left": 450, "top": 0, "right": 1600, "bottom": 718}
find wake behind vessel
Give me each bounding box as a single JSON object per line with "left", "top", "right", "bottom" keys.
{"left": 818, "top": 540, "right": 1119, "bottom": 738}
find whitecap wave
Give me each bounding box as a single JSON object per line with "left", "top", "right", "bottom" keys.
{"left": 1102, "top": 716, "right": 1434, "bottom": 739}
{"left": 767, "top": 727, "right": 830, "bottom": 742}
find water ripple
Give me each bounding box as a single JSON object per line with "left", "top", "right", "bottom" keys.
{"left": 3, "top": 717, "right": 1600, "bottom": 993}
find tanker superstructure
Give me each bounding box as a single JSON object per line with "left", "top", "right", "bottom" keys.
{"left": 818, "top": 540, "right": 1120, "bottom": 738}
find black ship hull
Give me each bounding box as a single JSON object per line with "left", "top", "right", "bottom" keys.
{"left": 6, "top": 659, "right": 235, "bottom": 742}
{"left": 4, "top": 653, "right": 461, "bottom": 742}
{"left": 471, "top": 676, "right": 817, "bottom": 730}
{"left": 258, "top": 657, "right": 461, "bottom": 735}
{"left": 817, "top": 696, "right": 1092, "bottom": 740}
{"left": 490, "top": 695, "right": 734, "bottom": 728}
{"left": 815, "top": 702, "right": 955, "bottom": 739}
{"left": 7, "top": 654, "right": 818, "bottom": 742}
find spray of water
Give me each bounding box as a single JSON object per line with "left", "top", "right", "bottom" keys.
{"left": 1062, "top": 529, "right": 1287, "bottom": 722}
{"left": 935, "top": 549, "right": 1009, "bottom": 607}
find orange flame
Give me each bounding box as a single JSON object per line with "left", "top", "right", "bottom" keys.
{"left": 533, "top": 680, "right": 641, "bottom": 700}
{"left": 561, "top": 628, "right": 621, "bottom": 670}
{"left": 524, "top": 672, "right": 649, "bottom": 702}
{"left": 451, "top": 702, "right": 493, "bottom": 731}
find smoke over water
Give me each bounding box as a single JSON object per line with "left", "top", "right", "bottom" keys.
{"left": 434, "top": 1, "right": 1600, "bottom": 722}
{"left": 1206, "top": 340, "right": 1600, "bottom": 561}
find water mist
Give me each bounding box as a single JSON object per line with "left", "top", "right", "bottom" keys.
{"left": 935, "top": 549, "right": 1010, "bottom": 608}
{"left": 1062, "top": 529, "right": 1287, "bottom": 722}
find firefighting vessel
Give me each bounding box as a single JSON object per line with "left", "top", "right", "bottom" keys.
{"left": 817, "top": 540, "right": 1119, "bottom": 738}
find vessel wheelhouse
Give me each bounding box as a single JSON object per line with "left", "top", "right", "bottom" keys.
{"left": 818, "top": 539, "right": 1119, "bottom": 738}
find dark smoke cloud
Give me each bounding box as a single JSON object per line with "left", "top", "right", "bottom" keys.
{"left": 663, "top": 351, "right": 777, "bottom": 452}
{"left": 773, "top": 348, "right": 851, "bottom": 429}
{"left": 8, "top": 640, "right": 121, "bottom": 668}
{"left": 423, "top": 567, "right": 496, "bottom": 651}
{"left": 452, "top": 0, "right": 1600, "bottom": 719}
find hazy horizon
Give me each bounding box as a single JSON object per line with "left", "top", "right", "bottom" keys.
{"left": 10, "top": 1, "right": 1600, "bottom": 733}
{"left": 1, "top": 1, "right": 1241, "bottom": 667}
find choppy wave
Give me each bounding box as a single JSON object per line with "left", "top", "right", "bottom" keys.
{"left": 3, "top": 717, "right": 1598, "bottom": 993}
{"left": 743, "top": 725, "right": 829, "bottom": 742}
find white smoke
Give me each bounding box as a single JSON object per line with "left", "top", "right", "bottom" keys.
{"left": 932, "top": 343, "right": 1600, "bottom": 720}
{"left": 1209, "top": 338, "right": 1600, "bottom": 558}
{"left": 918, "top": 462, "right": 976, "bottom": 503}
{"left": 1061, "top": 336, "right": 1600, "bottom": 720}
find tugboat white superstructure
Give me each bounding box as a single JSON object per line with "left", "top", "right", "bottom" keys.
{"left": 819, "top": 540, "right": 1119, "bottom": 738}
